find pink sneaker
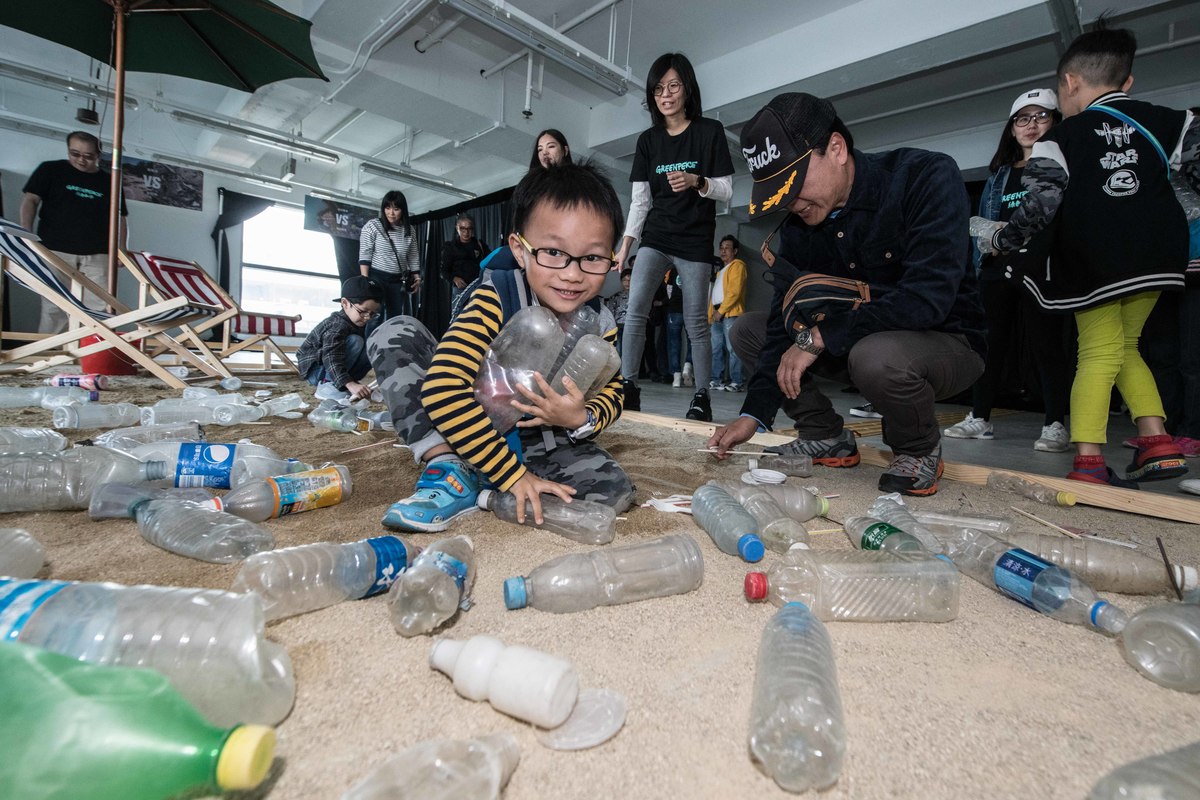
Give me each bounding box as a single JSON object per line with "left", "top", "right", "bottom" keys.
{"left": 1173, "top": 436, "right": 1200, "bottom": 458}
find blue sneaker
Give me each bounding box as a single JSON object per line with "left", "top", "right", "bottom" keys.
{"left": 382, "top": 460, "right": 479, "bottom": 532}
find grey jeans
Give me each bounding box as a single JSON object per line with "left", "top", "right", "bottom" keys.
{"left": 731, "top": 310, "right": 984, "bottom": 456}
{"left": 620, "top": 247, "right": 713, "bottom": 389}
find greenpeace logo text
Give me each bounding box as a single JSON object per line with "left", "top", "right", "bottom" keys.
{"left": 743, "top": 138, "right": 781, "bottom": 172}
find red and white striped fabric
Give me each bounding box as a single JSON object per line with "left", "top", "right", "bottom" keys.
{"left": 136, "top": 253, "right": 232, "bottom": 311}
{"left": 233, "top": 312, "right": 296, "bottom": 337}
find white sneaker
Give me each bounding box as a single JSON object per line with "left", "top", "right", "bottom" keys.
{"left": 849, "top": 403, "right": 882, "bottom": 419}
{"left": 681, "top": 363, "right": 695, "bottom": 387}
{"left": 943, "top": 413, "right": 993, "bottom": 439}
{"left": 672, "top": 372, "right": 683, "bottom": 388}
{"left": 314, "top": 382, "right": 350, "bottom": 402}
{"left": 1034, "top": 421, "right": 1070, "bottom": 452}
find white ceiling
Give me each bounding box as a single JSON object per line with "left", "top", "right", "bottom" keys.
{"left": 2, "top": 0, "right": 1198, "bottom": 215}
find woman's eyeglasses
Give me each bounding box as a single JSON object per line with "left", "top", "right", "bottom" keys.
{"left": 653, "top": 80, "right": 684, "bottom": 97}
{"left": 1013, "top": 111, "right": 1052, "bottom": 127}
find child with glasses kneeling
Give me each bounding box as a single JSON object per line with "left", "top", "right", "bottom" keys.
{"left": 296, "top": 275, "right": 384, "bottom": 402}
{"left": 369, "top": 161, "right": 634, "bottom": 532}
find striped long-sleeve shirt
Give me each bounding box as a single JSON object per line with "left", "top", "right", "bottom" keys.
{"left": 420, "top": 284, "right": 623, "bottom": 491}
{"left": 358, "top": 218, "right": 420, "bottom": 276}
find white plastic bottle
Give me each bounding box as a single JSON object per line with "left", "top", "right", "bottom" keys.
{"left": 232, "top": 535, "right": 421, "bottom": 621}
{"left": 710, "top": 480, "right": 828, "bottom": 523}
{"left": 1089, "top": 740, "right": 1200, "bottom": 800}
{"left": 0, "top": 427, "right": 68, "bottom": 456}
{"left": 987, "top": 472, "right": 1076, "bottom": 506}
{"left": 748, "top": 602, "right": 845, "bottom": 793}
{"left": 749, "top": 453, "right": 813, "bottom": 477}
{"left": 88, "top": 422, "right": 202, "bottom": 453}
{"left": 429, "top": 635, "right": 579, "bottom": 728}
{"left": 208, "top": 465, "right": 352, "bottom": 521}
{"left": 1119, "top": 591, "right": 1200, "bottom": 692}
{"left": 690, "top": 484, "right": 765, "bottom": 562}
{"left": 0, "top": 578, "right": 294, "bottom": 726}
{"left": 342, "top": 733, "right": 520, "bottom": 800}
{"left": 132, "top": 499, "right": 275, "bottom": 564}
{"left": 229, "top": 454, "right": 314, "bottom": 487}
{"left": 738, "top": 487, "right": 810, "bottom": 553}
{"left": 0, "top": 447, "right": 168, "bottom": 512}
{"left": 130, "top": 441, "right": 285, "bottom": 489}
{"left": 388, "top": 535, "right": 476, "bottom": 637}
{"left": 844, "top": 515, "right": 933, "bottom": 557}
{"left": 944, "top": 526, "right": 1129, "bottom": 635}
{"left": 865, "top": 496, "right": 945, "bottom": 553}
{"left": 0, "top": 528, "right": 44, "bottom": 579}
{"left": 51, "top": 402, "right": 141, "bottom": 430}
{"left": 745, "top": 545, "right": 959, "bottom": 622}
{"left": 476, "top": 489, "right": 615, "bottom": 545}
{"left": 0, "top": 386, "right": 98, "bottom": 409}
{"left": 504, "top": 534, "right": 704, "bottom": 613}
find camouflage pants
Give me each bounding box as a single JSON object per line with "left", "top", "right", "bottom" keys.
{"left": 368, "top": 316, "right": 635, "bottom": 511}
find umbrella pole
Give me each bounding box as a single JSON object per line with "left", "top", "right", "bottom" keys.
{"left": 106, "top": 0, "right": 129, "bottom": 301}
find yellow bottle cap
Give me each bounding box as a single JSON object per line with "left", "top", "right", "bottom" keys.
{"left": 216, "top": 724, "right": 276, "bottom": 790}
{"left": 1055, "top": 492, "right": 1077, "bottom": 507}
{"left": 817, "top": 496, "right": 830, "bottom": 517}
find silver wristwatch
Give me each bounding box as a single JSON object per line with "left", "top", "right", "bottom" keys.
{"left": 792, "top": 326, "right": 824, "bottom": 355}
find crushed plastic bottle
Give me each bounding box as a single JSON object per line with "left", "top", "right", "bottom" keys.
{"left": 1089, "top": 740, "right": 1200, "bottom": 800}
{"left": 0, "top": 386, "right": 98, "bottom": 409}
{"left": 737, "top": 487, "right": 811, "bottom": 553}
{"left": 133, "top": 499, "right": 275, "bottom": 563}
{"left": 342, "top": 733, "right": 519, "bottom": 800}
{"left": 864, "top": 495, "right": 945, "bottom": 553}
{"left": 44, "top": 372, "right": 109, "bottom": 390}
{"left": 229, "top": 454, "right": 314, "bottom": 487}
{"left": 87, "top": 482, "right": 214, "bottom": 520}
{"left": 0, "top": 577, "right": 295, "bottom": 726}
{"left": 748, "top": 602, "right": 845, "bottom": 792}
{"left": 690, "top": 483, "right": 765, "bottom": 562}
{"left": 0, "top": 426, "right": 68, "bottom": 456}
{"left": 0, "top": 642, "right": 277, "bottom": 800}
{"left": 710, "top": 479, "right": 828, "bottom": 523}
{"left": 477, "top": 489, "right": 615, "bottom": 545}
{"left": 308, "top": 403, "right": 370, "bottom": 433}
{"left": 88, "top": 421, "right": 203, "bottom": 453}
{"left": 51, "top": 401, "right": 141, "bottom": 430}
{"left": 909, "top": 509, "right": 1012, "bottom": 537}
{"left": 388, "top": 535, "right": 476, "bottom": 636}
{"left": 130, "top": 441, "right": 288, "bottom": 489}
{"left": 208, "top": 465, "right": 352, "bottom": 522}
{"left": 844, "top": 515, "right": 933, "bottom": 557}
{"left": 1119, "top": 591, "right": 1200, "bottom": 692}
{"left": 0, "top": 527, "right": 44, "bottom": 578}
{"left": 0, "top": 447, "right": 167, "bottom": 512}
{"left": 748, "top": 452, "right": 813, "bottom": 477}
{"left": 212, "top": 393, "right": 306, "bottom": 426}
{"left": 504, "top": 534, "right": 704, "bottom": 613}
{"left": 987, "top": 472, "right": 1076, "bottom": 506}
{"left": 232, "top": 535, "right": 420, "bottom": 621}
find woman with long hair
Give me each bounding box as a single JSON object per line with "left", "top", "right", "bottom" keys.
{"left": 614, "top": 53, "right": 734, "bottom": 421}
{"left": 358, "top": 190, "right": 421, "bottom": 321}
{"left": 530, "top": 129, "right": 572, "bottom": 169}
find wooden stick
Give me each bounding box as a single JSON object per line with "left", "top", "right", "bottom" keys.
{"left": 1008, "top": 506, "right": 1082, "bottom": 539}
{"left": 695, "top": 448, "right": 773, "bottom": 456}
{"left": 1157, "top": 537, "right": 1184, "bottom": 601}
{"left": 340, "top": 438, "right": 393, "bottom": 455}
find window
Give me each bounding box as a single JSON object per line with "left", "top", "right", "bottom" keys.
{"left": 242, "top": 205, "right": 338, "bottom": 335}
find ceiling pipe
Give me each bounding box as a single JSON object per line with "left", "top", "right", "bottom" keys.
{"left": 170, "top": 109, "right": 341, "bottom": 164}
{"left": 320, "top": 108, "right": 366, "bottom": 144}
{"left": 0, "top": 58, "right": 140, "bottom": 111}
{"left": 414, "top": 13, "right": 466, "bottom": 52}
{"left": 325, "top": 0, "right": 440, "bottom": 102}
{"left": 361, "top": 161, "right": 476, "bottom": 199}
{"left": 479, "top": 0, "right": 621, "bottom": 79}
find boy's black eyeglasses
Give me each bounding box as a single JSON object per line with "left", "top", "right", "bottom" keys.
{"left": 516, "top": 234, "right": 616, "bottom": 275}
{"left": 350, "top": 303, "right": 381, "bottom": 320}
{"left": 1012, "top": 111, "right": 1051, "bottom": 127}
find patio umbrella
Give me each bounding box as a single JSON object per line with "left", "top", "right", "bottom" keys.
{"left": 0, "top": 0, "right": 329, "bottom": 294}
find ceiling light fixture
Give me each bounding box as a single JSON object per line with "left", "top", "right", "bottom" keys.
{"left": 150, "top": 152, "right": 293, "bottom": 192}
{"left": 170, "top": 109, "right": 340, "bottom": 164}
{"left": 0, "top": 58, "right": 140, "bottom": 111}
{"left": 361, "top": 162, "right": 476, "bottom": 200}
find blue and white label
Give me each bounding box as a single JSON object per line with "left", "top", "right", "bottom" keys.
{"left": 174, "top": 443, "right": 237, "bottom": 488}
{"left": 0, "top": 579, "right": 69, "bottom": 642}
{"left": 427, "top": 552, "right": 470, "bottom": 610}
{"left": 362, "top": 536, "right": 411, "bottom": 599}
{"left": 992, "top": 548, "right": 1051, "bottom": 609}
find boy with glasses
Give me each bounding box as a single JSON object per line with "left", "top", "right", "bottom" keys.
{"left": 369, "top": 161, "right": 633, "bottom": 532}
{"left": 297, "top": 275, "right": 384, "bottom": 402}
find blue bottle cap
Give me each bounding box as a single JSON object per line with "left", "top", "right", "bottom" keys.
{"left": 737, "top": 534, "right": 765, "bottom": 563}
{"left": 503, "top": 576, "right": 528, "bottom": 610}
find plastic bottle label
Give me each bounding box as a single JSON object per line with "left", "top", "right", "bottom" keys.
{"left": 265, "top": 467, "right": 346, "bottom": 518}
{"left": 173, "top": 443, "right": 239, "bottom": 488}
{"left": 0, "top": 579, "right": 69, "bottom": 642}
{"left": 427, "top": 551, "right": 470, "bottom": 609}
{"left": 362, "top": 536, "right": 411, "bottom": 598}
{"left": 992, "top": 548, "right": 1052, "bottom": 609}
{"left": 859, "top": 521, "right": 903, "bottom": 550}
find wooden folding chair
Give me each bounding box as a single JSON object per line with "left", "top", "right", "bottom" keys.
{"left": 120, "top": 251, "right": 300, "bottom": 375}
{"left": 0, "top": 221, "right": 225, "bottom": 389}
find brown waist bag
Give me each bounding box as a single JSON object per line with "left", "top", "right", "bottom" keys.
{"left": 781, "top": 273, "right": 871, "bottom": 335}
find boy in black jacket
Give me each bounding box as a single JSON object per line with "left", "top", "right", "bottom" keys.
{"left": 297, "top": 276, "right": 384, "bottom": 402}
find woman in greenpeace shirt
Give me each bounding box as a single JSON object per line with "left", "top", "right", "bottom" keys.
{"left": 615, "top": 52, "right": 734, "bottom": 422}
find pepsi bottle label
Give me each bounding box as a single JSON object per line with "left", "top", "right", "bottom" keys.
{"left": 174, "top": 443, "right": 238, "bottom": 488}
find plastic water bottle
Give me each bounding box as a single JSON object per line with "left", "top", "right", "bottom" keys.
{"left": 229, "top": 454, "right": 314, "bottom": 487}
{"left": 141, "top": 403, "right": 217, "bottom": 425}
{"left": 586, "top": 345, "right": 623, "bottom": 396}
{"left": 51, "top": 401, "right": 141, "bottom": 430}
{"left": 504, "top": 533, "right": 704, "bottom": 613}
{"left": 994, "top": 529, "right": 1197, "bottom": 595}
{"left": 88, "top": 421, "right": 202, "bottom": 453}
{"left": 182, "top": 386, "right": 219, "bottom": 399}
{"left": 44, "top": 372, "right": 109, "bottom": 390}
{"left": 1089, "top": 740, "right": 1200, "bottom": 799}
{"left": 0, "top": 426, "right": 68, "bottom": 455}
{"left": 388, "top": 535, "right": 476, "bottom": 637}
{"left": 430, "top": 635, "right": 579, "bottom": 728}
{"left": 0, "top": 386, "right": 98, "bottom": 408}
{"left": 133, "top": 499, "right": 275, "bottom": 563}
{"left": 0, "top": 577, "right": 295, "bottom": 726}
{"left": 548, "top": 335, "right": 616, "bottom": 398}
{"left": 0, "top": 447, "right": 168, "bottom": 512}
{"left": 0, "top": 527, "right": 44, "bottom": 578}
{"left": 88, "top": 482, "right": 214, "bottom": 519}
{"left": 690, "top": 484, "right": 765, "bottom": 562}
{"left": 212, "top": 393, "right": 306, "bottom": 426}
{"left": 208, "top": 465, "right": 353, "bottom": 521}
{"left": 342, "top": 733, "right": 519, "bottom": 800}
{"left": 710, "top": 479, "right": 828, "bottom": 523}
{"left": 130, "top": 441, "right": 286, "bottom": 489}
{"left": 232, "top": 535, "right": 420, "bottom": 621}
{"left": 748, "top": 602, "right": 845, "bottom": 792}
{"left": 476, "top": 307, "right": 566, "bottom": 432}
{"left": 476, "top": 489, "right": 615, "bottom": 545}
{"left": 844, "top": 515, "right": 932, "bottom": 557}
{"left": 749, "top": 452, "right": 813, "bottom": 477}
{"left": 943, "top": 527, "right": 1129, "bottom": 635}
{"left": 865, "top": 495, "right": 945, "bottom": 553}
{"left": 0, "top": 642, "right": 277, "bottom": 800}
{"left": 909, "top": 509, "right": 1013, "bottom": 537}
{"left": 547, "top": 304, "right": 599, "bottom": 380}
{"left": 308, "top": 403, "right": 369, "bottom": 433}
{"left": 1119, "top": 592, "right": 1200, "bottom": 692}
{"left": 987, "top": 472, "right": 1076, "bottom": 506}
{"left": 737, "top": 487, "right": 810, "bottom": 553}
{"left": 744, "top": 545, "right": 959, "bottom": 622}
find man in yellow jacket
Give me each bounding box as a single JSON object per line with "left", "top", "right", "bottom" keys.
{"left": 709, "top": 235, "right": 748, "bottom": 391}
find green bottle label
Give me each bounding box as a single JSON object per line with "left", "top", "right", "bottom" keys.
{"left": 860, "top": 521, "right": 902, "bottom": 550}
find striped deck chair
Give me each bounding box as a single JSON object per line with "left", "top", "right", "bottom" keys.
{"left": 120, "top": 251, "right": 300, "bottom": 375}
{"left": 0, "top": 220, "right": 224, "bottom": 389}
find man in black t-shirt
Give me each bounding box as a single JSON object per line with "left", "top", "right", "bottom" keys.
{"left": 20, "top": 131, "right": 128, "bottom": 333}
{"left": 440, "top": 213, "right": 486, "bottom": 305}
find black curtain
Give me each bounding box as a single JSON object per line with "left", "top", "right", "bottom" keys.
{"left": 211, "top": 188, "right": 273, "bottom": 291}
{"left": 331, "top": 235, "right": 361, "bottom": 285}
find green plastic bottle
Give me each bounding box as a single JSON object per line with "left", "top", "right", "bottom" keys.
{"left": 0, "top": 642, "right": 276, "bottom": 799}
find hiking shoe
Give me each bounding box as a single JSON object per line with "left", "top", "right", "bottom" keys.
{"left": 1067, "top": 466, "right": 1139, "bottom": 490}
{"left": 725, "top": 383, "right": 745, "bottom": 393}
{"left": 622, "top": 379, "right": 641, "bottom": 412}
{"left": 672, "top": 372, "right": 683, "bottom": 388}
{"left": 849, "top": 403, "right": 882, "bottom": 419}
{"left": 1175, "top": 436, "right": 1200, "bottom": 457}
{"left": 878, "top": 448, "right": 944, "bottom": 497}
{"left": 382, "top": 460, "right": 479, "bottom": 532}
{"left": 681, "top": 363, "right": 695, "bottom": 387}
{"left": 943, "top": 412, "right": 993, "bottom": 440}
{"left": 766, "top": 428, "right": 860, "bottom": 468}
{"left": 686, "top": 389, "right": 712, "bottom": 422}
{"left": 1034, "top": 421, "right": 1070, "bottom": 452}
{"left": 1126, "top": 436, "right": 1189, "bottom": 481}
{"left": 708, "top": 380, "right": 726, "bottom": 392}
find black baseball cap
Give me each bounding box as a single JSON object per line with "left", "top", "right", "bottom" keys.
{"left": 740, "top": 93, "right": 839, "bottom": 218}
{"left": 336, "top": 275, "right": 384, "bottom": 303}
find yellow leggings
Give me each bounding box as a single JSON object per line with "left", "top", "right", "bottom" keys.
{"left": 1071, "top": 291, "right": 1165, "bottom": 444}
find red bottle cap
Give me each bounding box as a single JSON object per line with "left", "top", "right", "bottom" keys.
{"left": 744, "top": 572, "right": 768, "bottom": 601}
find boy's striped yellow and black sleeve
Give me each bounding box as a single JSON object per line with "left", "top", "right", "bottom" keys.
{"left": 585, "top": 323, "right": 624, "bottom": 435}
